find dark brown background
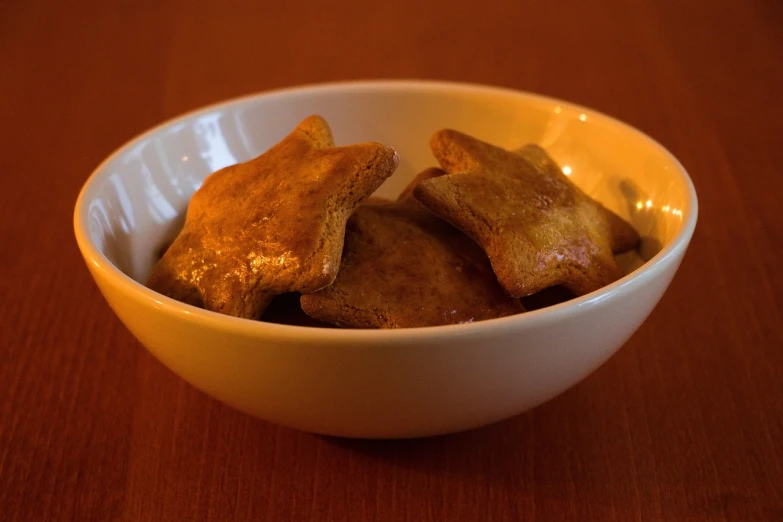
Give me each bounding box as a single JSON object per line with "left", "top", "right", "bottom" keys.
{"left": 2, "top": 0, "right": 782, "bottom": 520}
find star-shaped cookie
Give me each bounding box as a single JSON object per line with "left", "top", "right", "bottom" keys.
{"left": 147, "top": 115, "right": 399, "bottom": 318}
{"left": 300, "top": 168, "right": 525, "bottom": 328}
{"left": 413, "top": 130, "right": 639, "bottom": 297}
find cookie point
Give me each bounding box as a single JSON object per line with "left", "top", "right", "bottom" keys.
{"left": 430, "top": 128, "right": 451, "bottom": 147}
{"left": 370, "top": 143, "right": 399, "bottom": 171}
{"left": 390, "top": 147, "right": 400, "bottom": 167}
{"left": 299, "top": 114, "right": 329, "bottom": 127}
{"left": 296, "top": 115, "right": 334, "bottom": 145}
{"left": 519, "top": 143, "right": 546, "bottom": 155}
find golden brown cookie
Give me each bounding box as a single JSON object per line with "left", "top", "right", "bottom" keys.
{"left": 414, "top": 130, "right": 640, "bottom": 297}
{"left": 300, "top": 168, "right": 525, "bottom": 328}
{"left": 147, "top": 115, "right": 399, "bottom": 319}
{"left": 397, "top": 167, "right": 445, "bottom": 202}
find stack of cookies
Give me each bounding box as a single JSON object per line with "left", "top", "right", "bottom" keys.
{"left": 147, "top": 116, "right": 639, "bottom": 328}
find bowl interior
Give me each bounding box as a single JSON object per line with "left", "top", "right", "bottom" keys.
{"left": 81, "top": 82, "right": 691, "bottom": 286}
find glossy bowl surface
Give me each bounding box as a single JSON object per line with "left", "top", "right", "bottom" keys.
{"left": 74, "top": 81, "right": 697, "bottom": 438}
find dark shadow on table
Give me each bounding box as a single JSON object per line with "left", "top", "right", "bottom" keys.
{"left": 320, "top": 408, "right": 539, "bottom": 485}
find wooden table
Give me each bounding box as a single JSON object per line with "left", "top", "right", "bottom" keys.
{"left": 2, "top": 0, "right": 782, "bottom": 520}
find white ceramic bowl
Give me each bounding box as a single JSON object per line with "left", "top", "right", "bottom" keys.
{"left": 74, "top": 81, "right": 697, "bottom": 438}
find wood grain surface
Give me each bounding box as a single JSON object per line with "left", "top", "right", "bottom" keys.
{"left": 2, "top": 0, "right": 782, "bottom": 520}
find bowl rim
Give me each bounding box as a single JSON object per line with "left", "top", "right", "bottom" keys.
{"left": 74, "top": 79, "right": 698, "bottom": 341}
